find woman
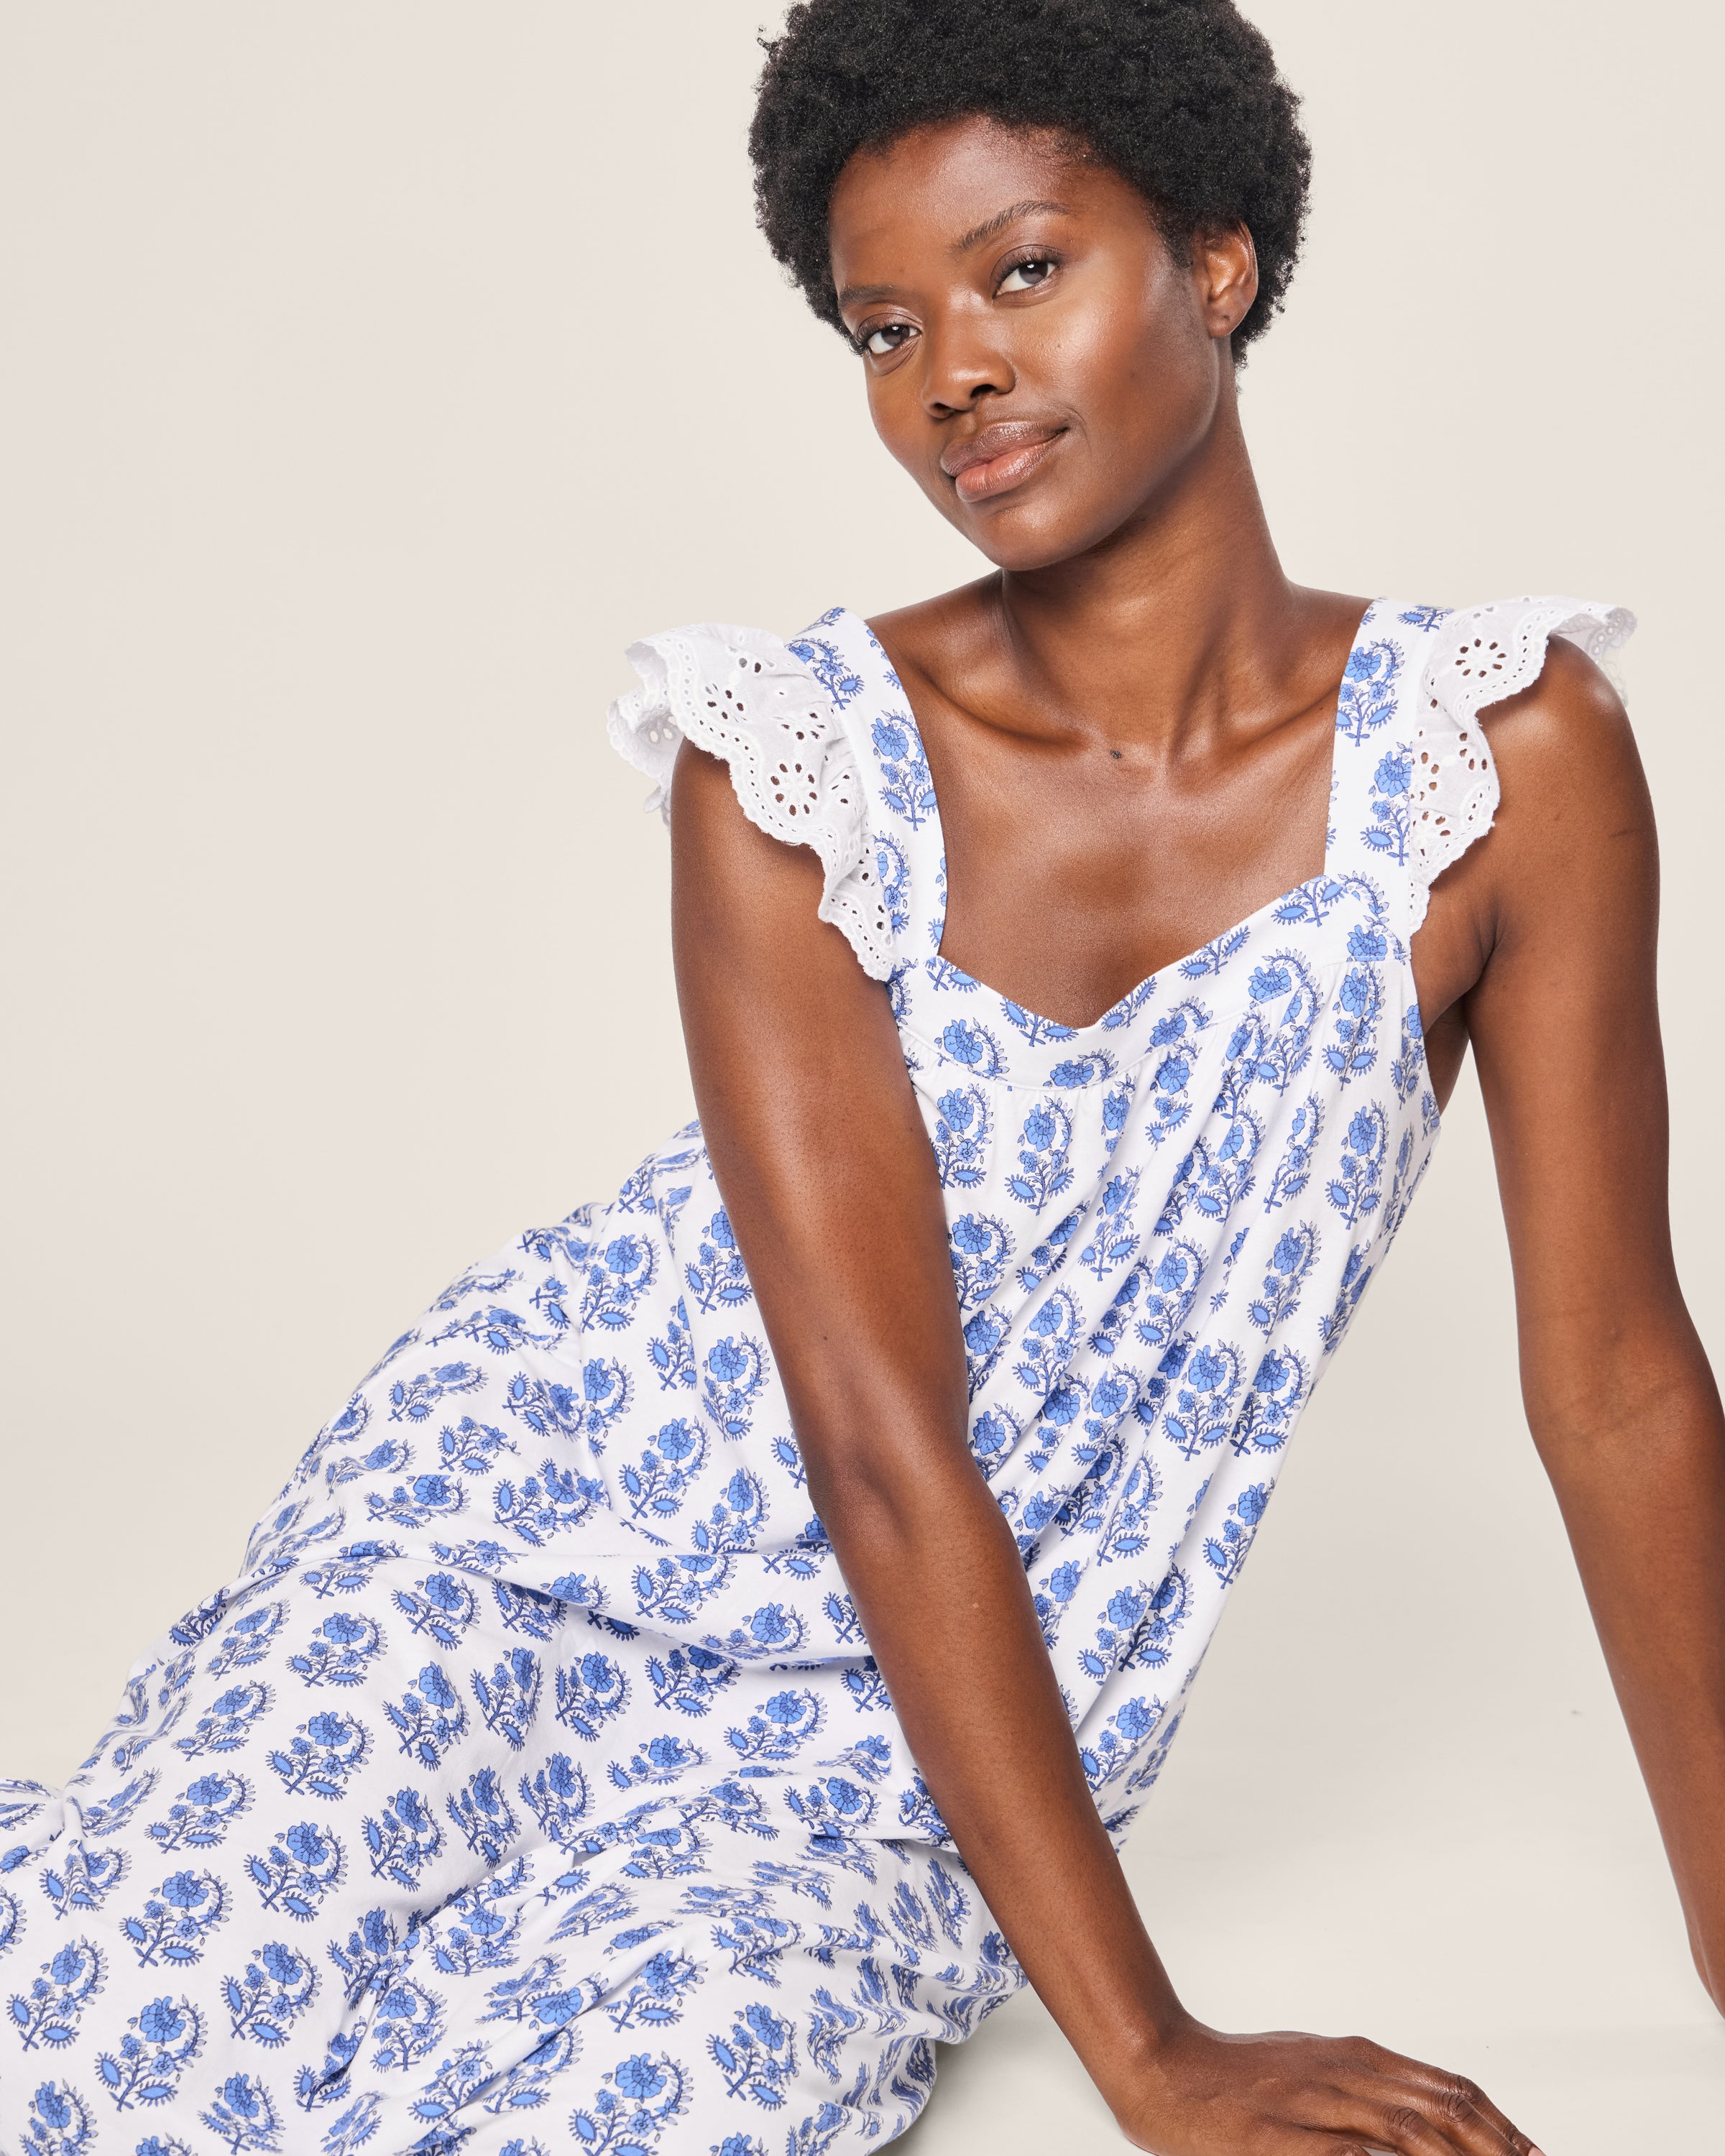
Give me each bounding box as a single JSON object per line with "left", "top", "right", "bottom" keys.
{"left": 4, "top": 2, "right": 1718, "bottom": 2151}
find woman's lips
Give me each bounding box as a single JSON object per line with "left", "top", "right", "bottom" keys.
{"left": 943, "top": 426, "right": 1065, "bottom": 503}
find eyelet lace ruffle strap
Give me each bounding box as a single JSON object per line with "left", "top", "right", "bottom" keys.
{"left": 1409, "top": 595, "right": 1636, "bottom": 928}
{"left": 607, "top": 622, "right": 895, "bottom": 980}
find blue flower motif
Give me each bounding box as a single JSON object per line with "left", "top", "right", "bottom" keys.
{"left": 613, "top": 2052, "right": 668, "bottom": 2101}
{"left": 939, "top": 1019, "right": 1006, "bottom": 1077}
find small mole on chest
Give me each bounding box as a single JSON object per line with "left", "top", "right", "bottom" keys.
{"left": 1109, "top": 750, "right": 1122, "bottom": 760}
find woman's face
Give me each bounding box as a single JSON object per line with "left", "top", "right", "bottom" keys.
{"left": 827, "top": 117, "right": 1258, "bottom": 574}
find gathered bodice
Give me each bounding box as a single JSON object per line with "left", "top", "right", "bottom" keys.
{"left": 760, "top": 606, "right": 1447, "bottom": 1692}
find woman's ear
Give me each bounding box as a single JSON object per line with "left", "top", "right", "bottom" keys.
{"left": 1193, "top": 224, "right": 1259, "bottom": 343}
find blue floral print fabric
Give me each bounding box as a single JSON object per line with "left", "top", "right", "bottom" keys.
{"left": 0, "top": 596, "right": 1629, "bottom": 2155}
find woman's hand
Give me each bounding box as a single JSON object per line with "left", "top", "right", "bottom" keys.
{"left": 1112, "top": 2020, "right": 1542, "bottom": 2155}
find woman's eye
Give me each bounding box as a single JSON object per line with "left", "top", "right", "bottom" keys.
{"left": 998, "top": 257, "right": 1055, "bottom": 294}
{"left": 862, "top": 323, "right": 915, "bottom": 358}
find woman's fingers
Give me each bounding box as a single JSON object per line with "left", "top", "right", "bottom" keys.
{"left": 1318, "top": 2058, "right": 1537, "bottom": 2156}
{"left": 1363, "top": 2097, "right": 1510, "bottom": 2154}
{"left": 1348, "top": 2045, "right": 1539, "bottom": 2156}
{"left": 1387, "top": 2058, "right": 1539, "bottom": 2155}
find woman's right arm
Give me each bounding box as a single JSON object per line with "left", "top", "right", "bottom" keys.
{"left": 671, "top": 737, "right": 1539, "bottom": 2156}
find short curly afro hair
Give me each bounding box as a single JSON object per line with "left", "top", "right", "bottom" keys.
{"left": 748, "top": 0, "right": 1311, "bottom": 358}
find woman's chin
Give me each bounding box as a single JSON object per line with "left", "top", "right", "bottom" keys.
{"left": 936, "top": 462, "right": 1158, "bottom": 575}
{"left": 939, "top": 492, "right": 1090, "bottom": 573}
{"left": 965, "top": 512, "right": 1135, "bottom": 578}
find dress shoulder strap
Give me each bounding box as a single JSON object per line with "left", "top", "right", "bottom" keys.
{"left": 606, "top": 620, "right": 895, "bottom": 980}
{"left": 1325, "top": 596, "right": 1635, "bottom": 931}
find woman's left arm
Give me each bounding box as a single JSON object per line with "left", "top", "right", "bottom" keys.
{"left": 1459, "top": 640, "right": 1725, "bottom": 2010}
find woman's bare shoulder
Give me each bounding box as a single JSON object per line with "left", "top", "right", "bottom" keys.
{"left": 1481, "top": 635, "right": 1645, "bottom": 850}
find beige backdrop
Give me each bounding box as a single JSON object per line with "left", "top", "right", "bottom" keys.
{"left": 2, "top": 1, "right": 1721, "bottom": 2146}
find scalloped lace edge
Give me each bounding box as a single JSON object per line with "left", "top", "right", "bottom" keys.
{"left": 1408, "top": 596, "right": 1637, "bottom": 931}
{"left": 606, "top": 623, "right": 896, "bottom": 981}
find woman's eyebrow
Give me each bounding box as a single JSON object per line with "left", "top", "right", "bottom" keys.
{"left": 834, "top": 280, "right": 901, "bottom": 309}
{"left": 950, "top": 198, "right": 1070, "bottom": 254}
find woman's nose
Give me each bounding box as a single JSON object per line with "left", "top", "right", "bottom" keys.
{"left": 918, "top": 304, "right": 1015, "bottom": 418}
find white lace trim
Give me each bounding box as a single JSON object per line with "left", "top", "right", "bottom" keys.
{"left": 1409, "top": 595, "right": 1637, "bottom": 929}
{"left": 607, "top": 623, "right": 895, "bottom": 981}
